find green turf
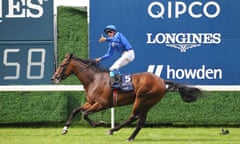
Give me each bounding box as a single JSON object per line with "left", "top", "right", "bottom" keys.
{"left": 0, "top": 127, "right": 239, "bottom": 144}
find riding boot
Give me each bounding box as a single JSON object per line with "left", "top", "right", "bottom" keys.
{"left": 110, "top": 70, "right": 121, "bottom": 88}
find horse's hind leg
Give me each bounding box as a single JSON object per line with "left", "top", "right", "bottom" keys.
{"left": 108, "top": 114, "right": 138, "bottom": 135}
{"left": 128, "top": 112, "right": 147, "bottom": 141}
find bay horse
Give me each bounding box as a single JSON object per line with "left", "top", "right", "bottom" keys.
{"left": 51, "top": 54, "right": 202, "bottom": 141}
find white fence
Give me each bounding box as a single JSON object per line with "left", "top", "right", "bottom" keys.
{"left": 1, "top": 85, "right": 240, "bottom": 91}
{"left": 0, "top": 85, "right": 84, "bottom": 91}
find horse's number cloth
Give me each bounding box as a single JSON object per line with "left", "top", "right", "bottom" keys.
{"left": 118, "top": 74, "right": 134, "bottom": 92}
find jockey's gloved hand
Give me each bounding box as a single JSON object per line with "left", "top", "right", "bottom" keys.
{"left": 95, "top": 57, "right": 101, "bottom": 63}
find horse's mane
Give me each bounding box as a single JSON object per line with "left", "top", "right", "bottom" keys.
{"left": 71, "top": 54, "right": 109, "bottom": 73}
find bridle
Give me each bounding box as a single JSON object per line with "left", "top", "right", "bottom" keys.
{"left": 53, "top": 58, "right": 94, "bottom": 81}
{"left": 52, "top": 61, "right": 70, "bottom": 81}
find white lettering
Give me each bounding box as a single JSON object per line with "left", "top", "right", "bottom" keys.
{"left": 27, "top": 48, "right": 45, "bottom": 79}
{"left": 212, "top": 33, "right": 221, "bottom": 44}
{"left": 175, "top": 1, "right": 187, "bottom": 18}
{"left": 146, "top": 33, "right": 155, "bottom": 44}
{"left": 146, "top": 32, "right": 222, "bottom": 44}
{"left": 203, "top": 1, "right": 221, "bottom": 18}
{"left": 0, "top": 0, "right": 3, "bottom": 18}
{"left": 3, "top": 48, "right": 46, "bottom": 80}
{"left": 6, "top": 0, "right": 25, "bottom": 18}
{"left": 3, "top": 49, "right": 20, "bottom": 80}
{"left": 26, "top": 0, "right": 44, "bottom": 18}
{"left": 147, "top": 65, "right": 163, "bottom": 76}
{"left": 166, "top": 65, "right": 222, "bottom": 80}
{"left": 148, "top": 64, "right": 223, "bottom": 80}
{"left": 167, "top": 1, "right": 172, "bottom": 18}
{"left": 147, "top": 1, "right": 164, "bottom": 19}
{"left": 189, "top": 1, "right": 202, "bottom": 18}
{"left": 148, "top": 1, "right": 221, "bottom": 19}
{"left": 0, "top": 0, "right": 46, "bottom": 23}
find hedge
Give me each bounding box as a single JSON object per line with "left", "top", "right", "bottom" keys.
{"left": 91, "top": 92, "right": 240, "bottom": 125}
{"left": 0, "top": 91, "right": 67, "bottom": 123}
{"left": 1, "top": 6, "right": 240, "bottom": 126}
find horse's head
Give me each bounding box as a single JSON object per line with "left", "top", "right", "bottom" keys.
{"left": 51, "top": 54, "right": 73, "bottom": 84}
{"left": 51, "top": 53, "right": 109, "bottom": 84}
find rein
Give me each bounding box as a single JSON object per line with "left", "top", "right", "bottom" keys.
{"left": 58, "top": 58, "right": 94, "bottom": 80}
{"left": 54, "top": 54, "right": 109, "bottom": 86}
{"left": 75, "top": 62, "right": 92, "bottom": 74}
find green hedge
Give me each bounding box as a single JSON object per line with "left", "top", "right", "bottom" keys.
{"left": 91, "top": 92, "right": 240, "bottom": 125}
{"left": 0, "top": 92, "right": 67, "bottom": 123}
{"left": 148, "top": 91, "right": 240, "bottom": 125}
{"left": 1, "top": 6, "right": 240, "bottom": 126}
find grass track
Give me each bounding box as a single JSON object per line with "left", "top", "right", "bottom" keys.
{"left": 0, "top": 127, "right": 239, "bottom": 144}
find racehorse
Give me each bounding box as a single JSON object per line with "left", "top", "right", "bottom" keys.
{"left": 51, "top": 54, "right": 202, "bottom": 141}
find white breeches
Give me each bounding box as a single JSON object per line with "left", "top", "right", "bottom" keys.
{"left": 109, "top": 50, "right": 135, "bottom": 71}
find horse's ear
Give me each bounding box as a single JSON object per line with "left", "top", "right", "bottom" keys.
{"left": 69, "top": 53, "right": 73, "bottom": 59}
{"left": 65, "top": 53, "right": 73, "bottom": 60}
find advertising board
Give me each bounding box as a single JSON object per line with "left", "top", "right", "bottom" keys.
{"left": 90, "top": 0, "right": 240, "bottom": 85}
{"left": 0, "top": 0, "right": 54, "bottom": 85}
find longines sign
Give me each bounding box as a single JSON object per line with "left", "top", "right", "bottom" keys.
{"left": 90, "top": 0, "right": 240, "bottom": 85}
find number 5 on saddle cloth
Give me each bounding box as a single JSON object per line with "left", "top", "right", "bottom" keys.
{"left": 109, "top": 70, "right": 134, "bottom": 92}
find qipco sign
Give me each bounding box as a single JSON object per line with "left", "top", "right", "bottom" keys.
{"left": 90, "top": 0, "right": 240, "bottom": 85}
{"left": 0, "top": 0, "right": 55, "bottom": 85}
{"left": 147, "top": 1, "right": 220, "bottom": 19}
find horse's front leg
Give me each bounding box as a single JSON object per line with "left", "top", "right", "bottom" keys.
{"left": 82, "top": 102, "right": 107, "bottom": 127}
{"left": 62, "top": 103, "right": 92, "bottom": 135}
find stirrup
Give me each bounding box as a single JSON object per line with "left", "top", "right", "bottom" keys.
{"left": 110, "top": 77, "right": 121, "bottom": 88}
{"left": 109, "top": 70, "right": 121, "bottom": 88}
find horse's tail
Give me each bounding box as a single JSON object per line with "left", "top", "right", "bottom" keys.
{"left": 164, "top": 80, "right": 202, "bottom": 103}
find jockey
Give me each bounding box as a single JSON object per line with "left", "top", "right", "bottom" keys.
{"left": 95, "top": 25, "right": 135, "bottom": 88}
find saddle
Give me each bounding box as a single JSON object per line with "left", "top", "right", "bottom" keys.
{"left": 111, "top": 74, "right": 134, "bottom": 92}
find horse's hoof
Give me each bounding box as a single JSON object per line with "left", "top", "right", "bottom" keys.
{"left": 108, "top": 130, "right": 114, "bottom": 135}
{"left": 128, "top": 137, "right": 134, "bottom": 142}
{"left": 62, "top": 129, "right": 68, "bottom": 135}
{"left": 99, "top": 120, "right": 107, "bottom": 125}
{"left": 62, "top": 127, "right": 68, "bottom": 135}
{"left": 95, "top": 121, "right": 107, "bottom": 127}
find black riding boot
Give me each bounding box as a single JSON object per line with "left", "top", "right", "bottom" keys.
{"left": 110, "top": 71, "right": 121, "bottom": 88}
